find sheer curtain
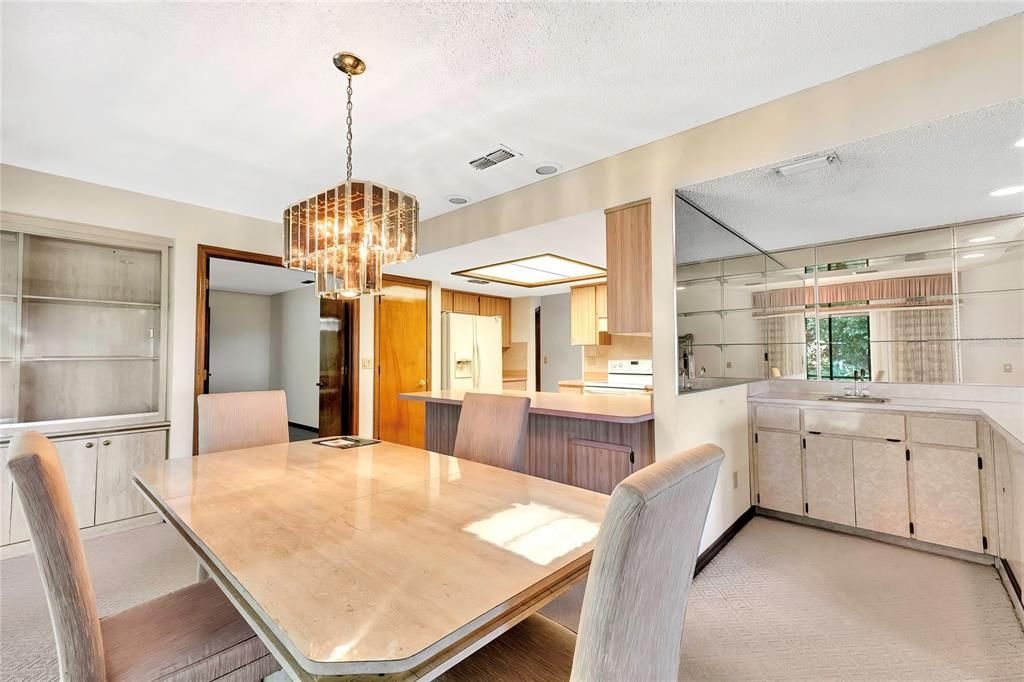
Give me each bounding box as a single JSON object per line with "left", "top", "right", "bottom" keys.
{"left": 763, "top": 314, "right": 805, "bottom": 379}
{"left": 869, "top": 308, "right": 955, "bottom": 383}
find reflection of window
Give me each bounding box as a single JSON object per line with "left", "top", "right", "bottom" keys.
{"left": 804, "top": 259, "right": 869, "bottom": 274}
{"left": 807, "top": 315, "right": 871, "bottom": 380}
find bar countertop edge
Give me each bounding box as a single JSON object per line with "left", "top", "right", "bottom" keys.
{"left": 401, "top": 389, "right": 654, "bottom": 424}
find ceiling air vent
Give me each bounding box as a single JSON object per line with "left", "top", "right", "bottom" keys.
{"left": 469, "top": 146, "right": 518, "bottom": 170}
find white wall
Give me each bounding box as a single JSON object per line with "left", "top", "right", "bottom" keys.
{"left": 269, "top": 285, "right": 320, "bottom": 427}
{"left": 414, "top": 16, "right": 1023, "bottom": 547}
{"left": 1, "top": 164, "right": 283, "bottom": 458}
{"left": 511, "top": 295, "right": 539, "bottom": 389}
{"left": 208, "top": 290, "right": 272, "bottom": 394}
{"left": 539, "top": 293, "right": 582, "bottom": 392}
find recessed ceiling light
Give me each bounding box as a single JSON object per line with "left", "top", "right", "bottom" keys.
{"left": 676, "top": 285, "right": 687, "bottom": 290}
{"left": 454, "top": 254, "right": 605, "bottom": 288}
{"left": 968, "top": 236, "right": 995, "bottom": 243}
{"left": 1015, "top": 137, "right": 1024, "bottom": 148}
{"left": 535, "top": 163, "right": 563, "bottom": 176}
{"left": 774, "top": 152, "right": 839, "bottom": 177}
{"left": 447, "top": 195, "right": 471, "bottom": 205}
{"left": 990, "top": 185, "right": 1024, "bottom": 197}
{"left": 962, "top": 253, "right": 986, "bottom": 259}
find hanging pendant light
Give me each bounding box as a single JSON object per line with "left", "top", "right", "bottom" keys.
{"left": 283, "top": 52, "right": 419, "bottom": 298}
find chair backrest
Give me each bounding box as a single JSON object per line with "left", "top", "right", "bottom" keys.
{"left": 452, "top": 393, "right": 531, "bottom": 472}
{"left": 197, "top": 390, "right": 290, "bottom": 455}
{"left": 7, "top": 432, "right": 106, "bottom": 680}
{"left": 571, "top": 444, "right": 725, "bottom": 681}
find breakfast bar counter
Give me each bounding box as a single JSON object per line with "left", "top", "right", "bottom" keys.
{"left": 401, "top": 389, "right": 655, "bottom": 494}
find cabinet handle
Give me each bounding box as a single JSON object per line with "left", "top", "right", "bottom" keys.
{"left": 102, "top": 440, "right": 112, "bottom": 446}
{"left": 85, "top": 442, "right": 94, "bottom": 448}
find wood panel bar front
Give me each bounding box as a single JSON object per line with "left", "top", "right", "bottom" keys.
{"left": 424, "top": 400, "right": 655, "bottom": 493}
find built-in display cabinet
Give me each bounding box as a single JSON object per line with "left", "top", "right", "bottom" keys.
{"left": 750, "top": 401, "right": 999, "bottom": 555}
{"left": 0, "top": 212, "right": 171, "bottom": 552}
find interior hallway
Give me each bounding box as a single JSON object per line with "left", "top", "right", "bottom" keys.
{"left": 1, "top": 517, "right": 1020, "bottom": 681}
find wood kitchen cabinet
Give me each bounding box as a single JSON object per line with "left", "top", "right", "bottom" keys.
{"left": 448, "top": 290, "right": 480, "bottom": 315}
{"left": 570, "top": 283, "right": 610, "bottom": 346}
{"left": 569, "top": 439, "right": 634, "bottom": 495}
{"left": 803, "top": 435, "right": 855, "bottom": 526}
{"left": 605, "top": 199, "right": 651, "bottom": 335}
{"left": 754, "top": 431, "right": 803, "bottom": 515}
{"left": 910, "top": 445, "right": 984, "bottom": 552}
{"left": 478, "top": 295, "right": 512, "bottom": 348}
{"left": 95, "top": 430, "right": 167, "bottom": 524}
{"left": 10, "top": 436, "right": 98, "bottom": 542}
{"left": 853, "top": 440, "right": 910, "bottom": 537}
{"left": 440, "top": 289, "right": 453, "bottom": 312}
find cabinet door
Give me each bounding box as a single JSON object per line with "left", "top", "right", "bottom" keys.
{"left": 95, "top": 430, "right": 166, "bottom": 524}
{"left": 440, "top": 289, "right": 454, "bottom": 312}
{"left": 452, "top": 292, "right": 480, "bottom": 315}
{"left": 804, "top": 435, "right": 855, "bottom": 526}
{"left": 1, "top": 446, "right": 9, "bottom": 545}
{"left": 10, "top": 437, "right": 97, "bottom": 542}
{"left": 755, "top": 431, "right": 803, "bottom": 515}
{"left": 595, "top": 284, "right": 608, "bottom": 325}
{"left": 570, "top": 286, "right": 597, "bottom": 346}
{"left": 569, "top": 439, "right": 633, "bottom": 494}
{"left": 606, "top": 201, "right": 651, "bottom": 334}
{"left": 853, "top": 440, "right": 910, "bottom": 537}
{"left": 911, "top": 446, "right": 983, "bottom": 552}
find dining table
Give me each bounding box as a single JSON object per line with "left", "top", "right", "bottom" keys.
{"left": 133, "top": 439, "right": 609, "bottom": 681}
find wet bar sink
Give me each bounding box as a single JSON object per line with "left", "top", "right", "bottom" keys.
{"left": 818, "top": 395, "right": 889, "bottom": 404}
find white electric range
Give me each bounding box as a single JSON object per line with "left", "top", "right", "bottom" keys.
{"left": 583, "top": 359, "right": 654, "bottom": 395}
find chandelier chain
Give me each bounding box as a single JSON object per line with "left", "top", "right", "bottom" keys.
{"left": 345, "top": 74, "right": 354, "bottom": 182}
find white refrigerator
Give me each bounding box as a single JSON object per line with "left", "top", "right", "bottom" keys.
{"left": 441, "top": 312, "right": 503, "bottom": 391}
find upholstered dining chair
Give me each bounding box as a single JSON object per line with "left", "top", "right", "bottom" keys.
{"left": 7, "top": 431, "right": 280, "bottom": 681}
{"left": 452, "top": 392, "right": 532, "bottom": 472}
{"left": 440, "top": 443, "right": 725, "bottom": 681}
{"left": 197, "top": 389, "right": 290, "bottom": 455}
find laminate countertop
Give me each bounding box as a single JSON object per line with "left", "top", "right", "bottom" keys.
{"left": 401, "top": 389, "right": 654, "bottom": 424}
{"left": 749, "top": 390, "right": 1024, "bottom": 448}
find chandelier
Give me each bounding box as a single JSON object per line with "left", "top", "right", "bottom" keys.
{"left": 283, "top": 52, "right": 419, "bottom": 298}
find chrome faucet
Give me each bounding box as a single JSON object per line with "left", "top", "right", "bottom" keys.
{"left": 679, "top": 334, "right": 694, "bottom": 390}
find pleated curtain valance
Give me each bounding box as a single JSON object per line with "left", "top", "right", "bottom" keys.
{"left": 754, "top": 274, "right": 953, "bottom": 310}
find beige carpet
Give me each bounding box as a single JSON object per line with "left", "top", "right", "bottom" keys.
{"left": 1, "top": 516, "right": 1021, "bottom": 680}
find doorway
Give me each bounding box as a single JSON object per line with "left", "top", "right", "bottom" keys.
{"left": 374, "top": 275, "right": 431, "bottom": 447}
{"left": 193, "top": 244, "right": 359, "bottom": 454}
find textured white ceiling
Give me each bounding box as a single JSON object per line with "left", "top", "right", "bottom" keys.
{"left": 2, "top": 3, "right": 1020, "bottom": 224}
{"left": 209, "top": 258, "right": 311, "bottom": 296}
{"left": 678, "top": 100, "right": 1024, "bottom": 251}
{"left": 385, "top": 211, "right": 605, "bottom": 298}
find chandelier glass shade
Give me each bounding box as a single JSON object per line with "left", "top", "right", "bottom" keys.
{"left": 283, "top": 53, "right": 418, "bottom": 298}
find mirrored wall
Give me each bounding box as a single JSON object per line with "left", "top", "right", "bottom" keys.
{"left": 674, "top": 99, "right": 1024, "bottom": 392}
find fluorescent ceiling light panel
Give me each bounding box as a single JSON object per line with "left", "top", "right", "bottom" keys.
{"left": 454, "top": 253, "right": 605, "bottom": 287}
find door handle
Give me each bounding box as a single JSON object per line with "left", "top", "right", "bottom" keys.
{"left": 85, "top": 442, "right": 94, "bottom": 449}
{"left": 315, "top": 381, "right": 326, "bottom": 388}
{"left": 418, "top": 379, "right": 427, "bottom": 387}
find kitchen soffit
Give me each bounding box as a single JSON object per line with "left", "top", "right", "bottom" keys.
{"left": 453, "top": 254, "right": 606, "bottom": 288}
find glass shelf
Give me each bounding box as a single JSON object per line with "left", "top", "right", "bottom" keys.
{"left": 20, "top": 356, "right": 160, "bottom": 362}
{"left": 22, "top": 294, "right": 160, "bottom": 308}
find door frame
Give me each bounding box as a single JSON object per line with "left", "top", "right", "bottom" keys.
{"left": 192, "top": 244, "right": 359, "bottom": 454}
{"left": 373, "top": 274, "right": 432, "bottom": 439}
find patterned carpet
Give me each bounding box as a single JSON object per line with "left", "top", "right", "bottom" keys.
{"left": 1, "top": 517, "right": 1021, "bottom": 680}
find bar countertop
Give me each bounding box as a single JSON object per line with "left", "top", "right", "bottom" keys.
{"left": 401, "top": 388, "right": 654, "bottom": 424}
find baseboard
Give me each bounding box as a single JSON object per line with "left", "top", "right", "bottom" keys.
{"left": 998, "top": 559, "right": 1024, "bottom": 626}
{"left": 287, "top": 421, "right": 318, "bottom": 433}
{"left": 1, "top": 513, "right": 161, "bottom": 560}
{"left": 695, "top": 506, "right": 755, "bottom": 576}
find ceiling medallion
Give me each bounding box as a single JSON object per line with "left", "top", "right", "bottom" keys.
{"left": 283, "top": 52, "right": 419, "bottom": 298}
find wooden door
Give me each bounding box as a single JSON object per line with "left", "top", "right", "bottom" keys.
{"left": 376, "top": 277, "right": 430, "bottom": 447}
{"left": 95, "top": 430, "right": 166, "bottom": 524}
{"left": 803, "top": 435, "right": 855, "bottom": 526}
{"left": 11, "top": 437, "right": 97, "bottom": 542}
{"left": 605, "top": 200, "right": 651, "bottom": 334}
{"left": 569, "top": 439, "right": 633, "bottom": 494}
{"left": 853, "top": 440, "right": 910, "bottom": 537}
{"left": 755, "top": 431, "right": 803, "bottom": 515}
{"left": 570, "top": 286, "right": 597, "bottom": 346}
{"left": 319, "top": 298, "right": 359, "bottom": 437}
{"left": 910, "top": 445, "right": 983, "bottom": 551}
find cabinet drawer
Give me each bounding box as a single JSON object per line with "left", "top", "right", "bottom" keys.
{"left": 754, "top": 405, "right": 800, "bottom": 431}
{"left": 909, "top": 416, "right": 977, "bottom": 449}
{"left": 804, "top": 409, "right": 905, "bottom": 441}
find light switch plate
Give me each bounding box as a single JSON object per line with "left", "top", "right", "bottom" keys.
{"left": 1004, "top": 363, "right": 1014, "bottom": 373}
{"left": 361, "top": 358, "right": 373, "bottom": 370}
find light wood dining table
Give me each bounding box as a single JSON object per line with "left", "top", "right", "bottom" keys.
{"left": 133, "top": 439, "right": 609, "bottom": 681}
